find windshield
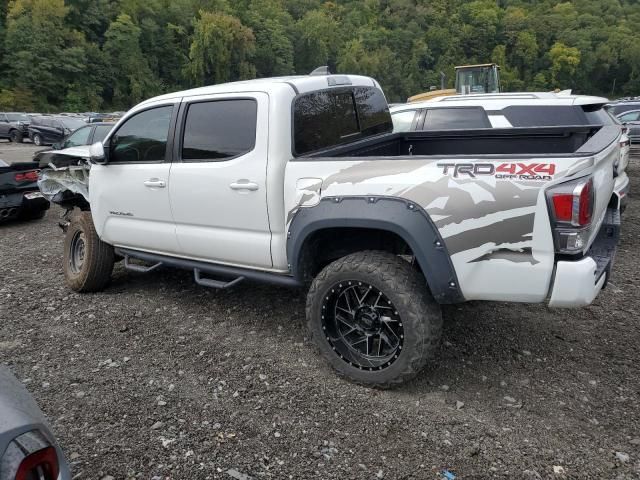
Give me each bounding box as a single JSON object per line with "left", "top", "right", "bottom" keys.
{"left": 93, "top": 124, "right": 114, "bottom": 142}
{"left": 60, "top": 118, "right": 87, "bottom": 130}
{"left": 7, "top": 113, "right": 29, "bottom": 122}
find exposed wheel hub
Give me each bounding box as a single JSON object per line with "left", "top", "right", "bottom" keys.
{"left": 320, "top": 281, "right": 404, "bottom": 371}
{"left": 355, "top": 306, "right": 381, "bottom": 332}
{"left": 69, "top": 231, "right": 86, "bottom": 274}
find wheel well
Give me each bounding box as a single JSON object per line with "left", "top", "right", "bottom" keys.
{"left": 297, "top": 227, "right": 417, "bottom": 282}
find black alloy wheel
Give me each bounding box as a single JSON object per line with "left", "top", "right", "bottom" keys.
{"left": 321, "top": 281, "right": 404, "bottom": 370}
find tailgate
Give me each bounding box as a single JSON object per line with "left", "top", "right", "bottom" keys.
{"left": 572, "top": 125, "right": 620, "bottom": 250}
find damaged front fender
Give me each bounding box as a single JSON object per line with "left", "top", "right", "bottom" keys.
{"left": 37, "top": 153, "right": 91, "bottom": 209}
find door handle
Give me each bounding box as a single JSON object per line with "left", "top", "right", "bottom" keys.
{"left": 230, "top": 181, "right": 259, "bottom": 191}
{"left": 143, "top": 179, "right": 166, "bottom": 188}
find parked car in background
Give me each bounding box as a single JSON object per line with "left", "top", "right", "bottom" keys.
{"left": 616, "top": 109, "right": 640, "bottom": 145}
{"left": 0, "top": 112, "right": 30, "bottom": 143}
{"left": 0, "top": 159, "right": 49, "bottom": 221}
{"left": 390, "top": 92, "right": 630, "bottom": 213}
{"left": 53, "top": 122, "right": 114, "bottom": 150}
{"left": 605, "top": 100, "right": 640, "bottom": 116}
{"left": 34, "top": 122, "right": 115, "bottom": 168}
{"left": 28, "top": 116, "right": 86, "bottom": 146}
{"left": 0, "top": 366, "right": 71, "bottom": 480}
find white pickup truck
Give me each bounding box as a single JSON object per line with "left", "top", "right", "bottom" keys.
{"left": 39, "top": 73, "right": 621, "bottom": 387}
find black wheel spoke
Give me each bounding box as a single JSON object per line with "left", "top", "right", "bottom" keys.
{"left": 324, "top": 280, "right": 404, "bottom": 370}
{"left": 336, "top": 313, "right": 356, "bottom": 329}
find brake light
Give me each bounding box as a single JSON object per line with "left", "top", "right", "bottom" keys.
{"left": 15, "top": 446, "right": 59, "bottom": 480}
{"left": 550, "top": 178, "right": 593, "bottom": 227}
{"left": 14, "top": 170, "right": 39, "bottom": 182}
{"left": 547, "top": 177, "right": 595, "bottom": 254}
{"left": 552, "top": 194, "right": 573, "bottom": 222}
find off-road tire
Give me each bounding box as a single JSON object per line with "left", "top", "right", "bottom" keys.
{"left": 32, "top": 134, "right": 42, "bottom": 146}
{"left": 10, "top": 130, "right": 23, "bottom": 143}
{"left": 63, "top": 211, "right": 114, "bottom": 292}
{"left": 306, "top": 250, "right": 442, "bottom": 388}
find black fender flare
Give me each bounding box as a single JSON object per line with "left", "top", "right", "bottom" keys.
{"left": 286, "top": 196, "right": 464, "bottom": 304}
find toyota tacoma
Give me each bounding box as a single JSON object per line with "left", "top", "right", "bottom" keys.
{"left": 39, "top": 73, "right": 622, "bottom": 387}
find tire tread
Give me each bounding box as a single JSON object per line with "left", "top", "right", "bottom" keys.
{"left": 306, "top": 250, "right": 442, "bottom": 388}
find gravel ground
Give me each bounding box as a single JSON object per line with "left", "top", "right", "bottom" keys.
{"left": 0, "top": 139, "right": 40, "bottom": 164}
{"left": 1, "top": 147, "right": 639, "bottom": 479}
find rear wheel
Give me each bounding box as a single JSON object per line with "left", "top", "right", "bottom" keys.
{"left": 63, "top": 211, "right": 114, "bottom": 292}
{"left": 32, "top": 134, "right": 43, "bottom": 146}
{"left": 10, "top": 130, "right": 23, "bottom": 143}
{"left": 306, "top": 251, "right": 442, "bottom": 387}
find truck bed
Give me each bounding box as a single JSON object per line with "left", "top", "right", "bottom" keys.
{"left": 302, "top": 126, "right": 600, "bottom": 158}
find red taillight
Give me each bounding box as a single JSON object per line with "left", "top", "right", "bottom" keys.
{"left": 14, "top": 170, "right": 39, "bottom": 182}
{"left": 15, "top": 446, "right": 59, "bottom": 480}
{"left": 552, "top": 194, "right": 574, "bottom": 222}
{"left": 549, "top": 178, "right": 593, "bottom": 227}
{"left": 578, "top": 179, "right": 593, "bottom": 226}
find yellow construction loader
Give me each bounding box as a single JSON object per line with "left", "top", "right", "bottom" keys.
{"left": 408, "top": 63, "right": 501, "bottom": 102}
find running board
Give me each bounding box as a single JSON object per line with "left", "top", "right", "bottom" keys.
{"left": 114, "top": 247, "right": 302, "bottom": 289}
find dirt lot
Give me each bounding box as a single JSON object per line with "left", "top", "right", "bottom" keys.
{"left": 0, "top": 139, "right": 41, "bottom": 164}
{"left": 1, "top": 144, "right": 639, "bottom": 479}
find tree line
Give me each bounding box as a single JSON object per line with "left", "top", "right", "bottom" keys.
{"left": 0, "top": 0, "right": 639, "bottom": 111}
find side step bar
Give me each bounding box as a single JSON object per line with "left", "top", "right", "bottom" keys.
{"left": 194, "top": 269, "right": 244, "bottom": 289}
{"left": 124, "top": 254, "right": 162, "bottom": 273}
{"left": 115, "top": 247, "right": 302, "bottom": 289}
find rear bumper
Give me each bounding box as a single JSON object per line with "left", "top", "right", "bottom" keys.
{"left": 0, "top": 190, "right": 49, "bottom": 220}
{"left": 548, "top": 208, "right": 620, "bottom": 308}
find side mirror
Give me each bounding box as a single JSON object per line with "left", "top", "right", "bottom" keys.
{"left": 52, "top": 142, "right": 61, "bottom": 150}
{"left": 89, "top": 142, "right": 108, "bottom": 164}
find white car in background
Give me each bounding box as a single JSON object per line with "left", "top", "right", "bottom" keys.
{"left": 391, "top": 92, "right": 630, "bottom": 212}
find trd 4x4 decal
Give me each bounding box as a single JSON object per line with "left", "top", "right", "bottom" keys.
{"left": 437, "top": 162, "right": 556, "bottom": 181}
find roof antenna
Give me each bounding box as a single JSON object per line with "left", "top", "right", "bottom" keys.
{"left": 310, "top": 66, "right": 331, "bottom": 76}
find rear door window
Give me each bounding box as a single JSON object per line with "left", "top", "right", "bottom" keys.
{"left": 293, "top": 87, "right": 392, "bottom": 155}
{"left": 181, "top": 99, "right": 257, "bottom": 161}
{"left": 422, "top": 107, "right": 491, "bottom": 129}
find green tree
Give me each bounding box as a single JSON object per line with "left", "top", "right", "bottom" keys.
{"left": 186, "top": 10, "right": 256, "bottom": 86}
{"left": 548, "top": 42, "right": 581, "bottom": 89}
{"left": 4, "top": 0, "right": 70, "bottom": 108}
{"left": 103, "top": 13, "right": 160, "bottom": 108}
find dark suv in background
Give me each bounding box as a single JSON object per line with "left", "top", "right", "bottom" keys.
{"left": 0, "top": 112, "right": 30, "bottom": 142}
{"left": 28, "top": 116, "right": 86, "bottom": 146}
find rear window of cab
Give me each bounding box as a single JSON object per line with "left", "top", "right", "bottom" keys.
{"left": 293, "top": 87, "right": 392, "bottom": 155}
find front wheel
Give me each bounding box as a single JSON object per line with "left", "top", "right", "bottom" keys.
{"left": 32, "top": 133, "right": 43, "bottom": 146}
{"left": 63, "top": 211, "right": 115, "bottom": 292}
{"left": 306, "top": 251, "right": 442, "bottom": 388}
